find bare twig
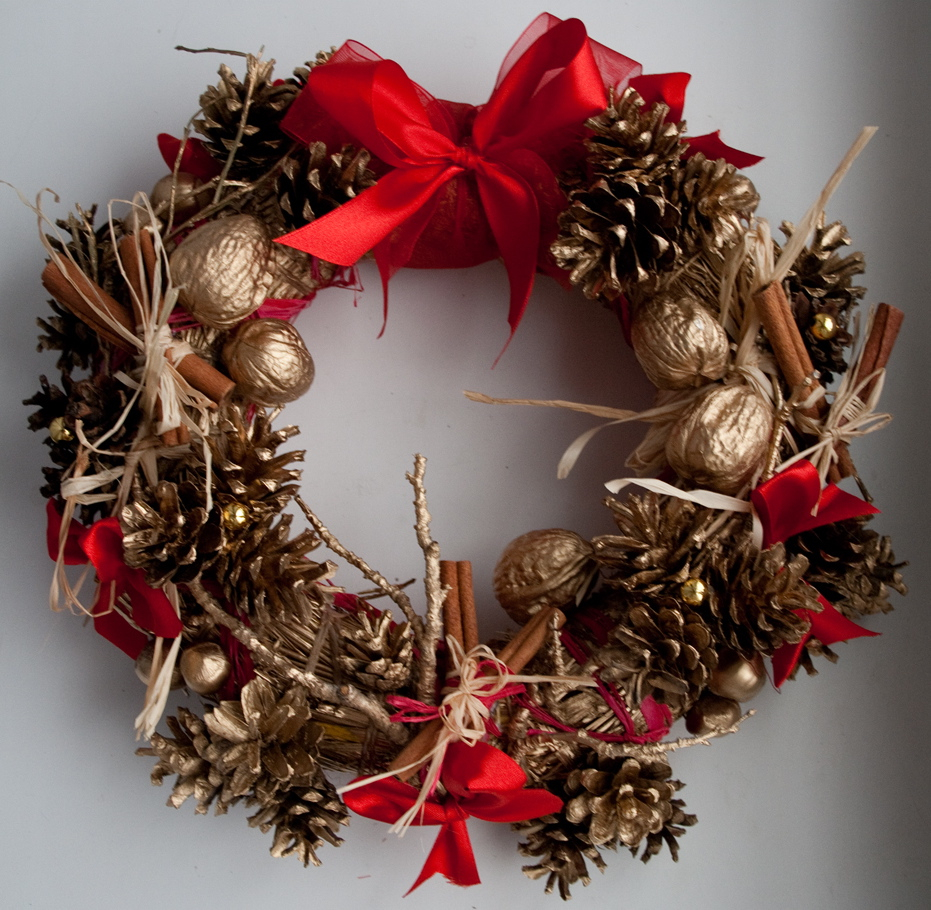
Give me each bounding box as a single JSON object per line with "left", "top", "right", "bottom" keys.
{"left": 295, "top": 495, "right": 424, "bottom": 639}
{"left": 175, "top": 45, "right": 252, "bottom": 57}
{"left": 212, "top": 54, "right": 261, "bottom": 204}
{"left": 407, "top": 454, "right": 444, "bottom": 704}
{"left": 187, "top": 582, "right": 407, "bottom": 744}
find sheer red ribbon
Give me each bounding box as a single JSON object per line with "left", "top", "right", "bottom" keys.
{"left": 277, "top": 14, "right": 630, "bottom": 349}
{"left": 46, "top": 499, "right": 181, "bottom": 658}
{"left": 343, "top": 740, "right": 562, "bottom": 893}
{"left": 749, "top": 461, "right": 880, "bottom": 685}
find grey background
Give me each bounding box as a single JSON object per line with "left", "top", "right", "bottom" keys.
{"left": 1, "top": 1, "right": 928, "bottom": 907}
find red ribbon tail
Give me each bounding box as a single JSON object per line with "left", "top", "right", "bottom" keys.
{"left": 405, "top": 818, "right": 480, "bottom": 895}
{"left": 45, "top": 498, "right": 88, "bottom": 565}
{"left": 91, "top": 582, "right": 149, "bottom": 658}
{"left": 773, "top": 594, "right": 879, "bottom": 687}
{"left": 683, "top": 130, "right": 764, "bottom": 168}
{"left": 772, "top": 633, "right": 811, "bottom": 688}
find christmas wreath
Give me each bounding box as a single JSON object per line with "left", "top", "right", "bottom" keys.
{"left": 22, "top": 12, "right": 907, "bottom": 899}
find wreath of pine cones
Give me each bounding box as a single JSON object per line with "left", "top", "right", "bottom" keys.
{"left": 22, "top": 14, "right": 906, "bottom": 900}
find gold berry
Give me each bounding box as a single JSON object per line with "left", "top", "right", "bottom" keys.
{"left": 680, "top": 578, "right": 707, "bottom": 606}
{"left": 49, "top": 416, "right": 74, "bottom": 442}
{"left": 221, "top": 502, "right": 251, "bottom": 529}
{"left": 180, "top": 642, "right": 232, "bottom": 695}
{"left": 811, "top": 312, "right": 838, "bottom": 340}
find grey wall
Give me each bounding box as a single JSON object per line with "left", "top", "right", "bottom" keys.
{"left": 1, "top": 1, "right": 928, "bottom": 907}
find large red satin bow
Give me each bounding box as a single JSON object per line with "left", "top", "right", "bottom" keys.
{"left": 277, "top": 15, "right": 623, "bottom": 348}
{"left": 343, "top": 740, "right": 562, "bottom": 893}
{"left": 749, "top": 461, "right": 880, "bottom": 685}
{"left": 46, "top": 499, "right": 181, "bottom": 658}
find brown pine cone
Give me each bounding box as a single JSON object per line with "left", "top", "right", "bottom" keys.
{"left": 781, "top": 218, "right": 864, "bottom": 383}
{"left": 590, "top": 594, "right": 718, "bottom": 715}
{"left": 553, "top": 87, "right": 685, "bottom": 300}
{"left": 121, "top": 479, "right": 225, "bottom": 587}
{"left": 561, "top": 752, "right": 696, "bottom": 859}
{"left": 277, "top": 141, "right": 376, "bottom": 232}
{"left": 670, "top": 152, "right": 759, "bottom": 256}
{"left": 791, "top": 515, "right": 907, "bottom": 619}
{"left": 195, "top": 56, "right": 299, "bottom": 181}
{"left": 516, "top": 803, "right": 607, "bottom": 900}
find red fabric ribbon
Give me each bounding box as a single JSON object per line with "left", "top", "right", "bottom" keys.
{"left": 278, "top": 14, "right": 626, "bottom": 349}
{"left": 157, "top": 133, "right": 222, "bottom": 182}
{"left": 343, "top": 740, "right": 562, "bottom": 893}
{"left": 771, "top": 592, "right": 879, "bottom": 687}
{"left": 750, "top": 459, "right": 879, "bottom": 550}
{"left": 748, "top": 462, "right": 881, "bottom": 684}
{"left": 46, "top": 499, "right": 181, "bottom": 658}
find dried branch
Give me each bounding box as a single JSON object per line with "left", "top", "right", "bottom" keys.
{"left": 295, "top": 494, "right": 424, "bottom": 639}
{"left": 407, "top": 454, "right": 444, "bottom": 704}
{"left": 593, "top": 709, "right": 756, "bottom": 762}
{"left": 187, "top": 582, "right": 407, "bottom": 744}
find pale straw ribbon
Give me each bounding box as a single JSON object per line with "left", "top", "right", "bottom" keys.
{"left": 338, "top": 637, "right": 595, "bottom": 836}
{"left": 19, "top": 188, "right": 213, "bottom": 738}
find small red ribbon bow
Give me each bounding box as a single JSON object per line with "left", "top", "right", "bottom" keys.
{"left": 46, "top": 499, "right": 181, "bottom": 658}
{"left": 750, "top": 459, "right": 879, "bottom": 550}
{"left": 277, "top": 14, "right": 761, "bottom": 353}
{"left": 278, "top": 14, "right": 628, "bottom": 350}
{"left": 749, "top": 461, "right": 881, "bottom": 685}
{"left": 343, "top": 740, "right": 562, "bottom": 894}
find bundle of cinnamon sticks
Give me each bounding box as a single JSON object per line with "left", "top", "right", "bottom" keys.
{"left": 753, "top": 281, "right": 903, "bottom": 481}
{"left": 387, "top": 559, "right": 565, "bottom": 779}
{"left": 40, "top": 231, "right": 235, "bottom": 443}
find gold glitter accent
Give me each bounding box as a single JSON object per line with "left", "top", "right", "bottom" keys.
{"left": 49, "top": 416, "right": 73, "bottom": 442}
{"left": 811, "top": 312, "right": 838, "bottom": 340}
{"left": 680, "top": 578, "right": 707, "bottom": 605}
{"left": 221, "top": 501, "right": 251, "bottom": 529}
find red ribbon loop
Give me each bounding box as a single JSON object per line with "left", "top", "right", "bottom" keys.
{"left": 343, "top": 740, "right": 561, "bottom": 893}
{"left": 278, "top": 15, "right": 615, "bottom": 347}
{"left": 46, "top": 500, "right": 181, "bottom": 657}
{"left": 750, "top": 460, "right": 879, "bottom": 549}
{"left": 747, "top": 463, "right": 881, "bottom": 684}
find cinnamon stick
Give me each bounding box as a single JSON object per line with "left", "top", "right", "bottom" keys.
{"left": 855, "top": 303, "right": 904, "bottom": 399}
{"left": 171, "top": 350, "right": 236, "bottom": 404}
{"left": 457, "top": 561, "right": 479, "bottom": 652}
{"left": 41, "top": 257, "right": 234, "bottom": 405}
{"left": 387, "top": 606, "right": 566, "bottom": 779}
{"left": 42, "top": 257, "right": 135, "bottom": 349}
{"left": 754, "top": 282, "right": 848, "bottom": 480}
{"left": 753, "top": 282, "right": 820, "bottom": 404}
{"left": 440, "top": 560, "right": 463, "bottom": 649}
{"left": 830, "top": 303, "right": 904, "bottom": 479}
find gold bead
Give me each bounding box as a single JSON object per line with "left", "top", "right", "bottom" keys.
{"left": 49, "top": 416, "right": 73, "bottom": 442}
{"left": 180, "top": 642, "right": 232, "bottom": 695}
{"left": 221, "top": 502, "right": 251, "bottom": 530}
{"left": 811, "top": 312, "right": 838, "bottom": 340}
{"left": 680, "top": 578, "right": 707, "bottom": 606}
